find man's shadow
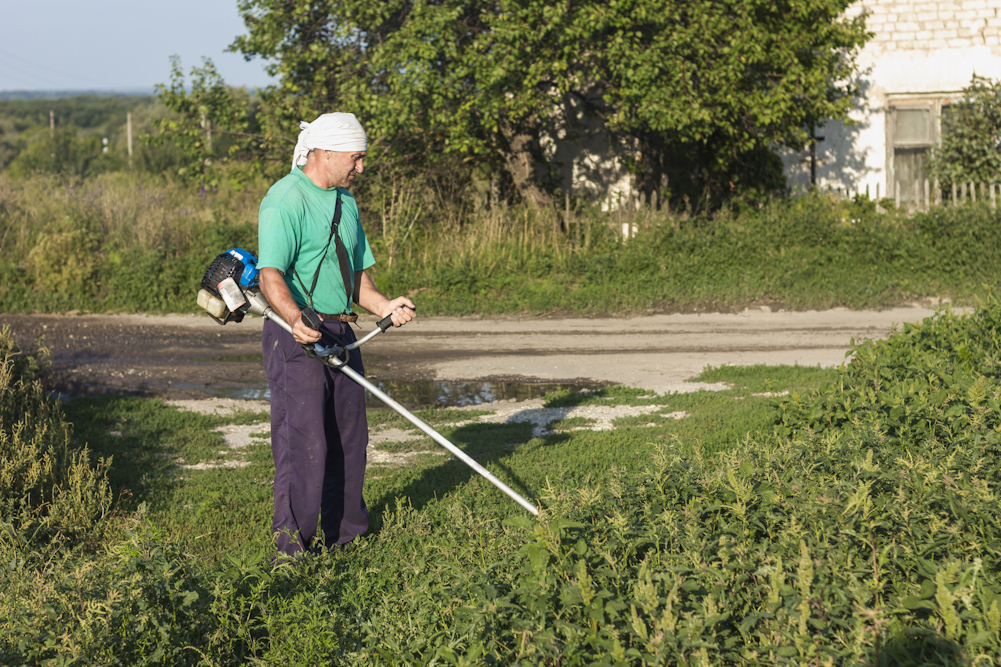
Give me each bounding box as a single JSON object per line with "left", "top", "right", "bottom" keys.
{"left": 365, "top": 406, "right": 578, "bottom": 530}
{"left": 867, "top": 629, "right": 965, "bottom": 666}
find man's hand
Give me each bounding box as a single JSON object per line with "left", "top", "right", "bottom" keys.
{"left": 380, "top": 297, "right": 417, "bottom": 328}
{"left": 292, "top": 316, "right": 323, "bottom": 345}
{"left": 357, "top": 271, "right": 417, "bottom": 328}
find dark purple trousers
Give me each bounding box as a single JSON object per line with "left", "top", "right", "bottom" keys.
{"left": 262, "top": 318, "right": 369, "bottom": 556}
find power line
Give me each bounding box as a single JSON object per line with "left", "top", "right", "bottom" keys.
{"left": 0, "top": 49, "right": 118, "bottom": 87}
{"left": 0, "top": 65, "right": 63, "bottom": 89}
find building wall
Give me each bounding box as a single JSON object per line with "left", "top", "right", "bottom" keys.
{"left": 782, "top": 0, "right": 1001, "bottom": 195}
{"left": 539, "top": 92, "right": 637, "bottom": 209}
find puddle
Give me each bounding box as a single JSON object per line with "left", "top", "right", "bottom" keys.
{"left": 206, "top": 379, "right": 595, "bottom": 409}
{"left": 207, "top": 386, "right": 271, "bottom": 401}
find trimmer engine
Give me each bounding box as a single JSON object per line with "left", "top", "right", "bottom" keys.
{"left": 197, "top": 248, "right": 261, "bottom": 324}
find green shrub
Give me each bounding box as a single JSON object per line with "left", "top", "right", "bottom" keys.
{"left": 775, "top": 297, "right": 1001, "bottom": 446}
{"left": 929, "top": 75, "right": 1001, "bottom": 186}
{"left": 0, "top": 326, "right": 111, "bottom": 544}
{"left": 26, "top": 229, "right": 99, "bottom": 294}
{"left": 6, "top": 126, "right": 121, "bottom": 180}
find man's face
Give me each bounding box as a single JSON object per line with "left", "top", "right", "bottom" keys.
{"left": 323, "top": 150, "right": 365, "bottom": 188}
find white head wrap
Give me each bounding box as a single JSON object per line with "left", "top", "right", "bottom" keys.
{"left": 291, "top": 112, "right": 368, "bottom": 171}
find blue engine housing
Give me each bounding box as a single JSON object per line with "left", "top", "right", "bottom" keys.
{"left": 225, "top": 248, "right": 260, "bottom": 288}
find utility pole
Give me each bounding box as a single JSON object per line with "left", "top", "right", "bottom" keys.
{"left": 49, "top": 109, "right": 55, "bottom": 160}
{"left": 127, "top": 112, "right": 133, "bottom": 168}
{"left": 809, "top": 123, "right": 824, "bottom": 188}
{"left": 201, "top": 111, "right": 212, "bottom": 154}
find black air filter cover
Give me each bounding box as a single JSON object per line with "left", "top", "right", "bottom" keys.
{"left": 201, "top": 252, "right": 247, "bottom": 324}
{"left": 202, "top": 252, "right": 245, "bottom": 298}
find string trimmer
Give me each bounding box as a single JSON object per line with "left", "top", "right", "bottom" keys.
{"left": 197, "top": 248, "right": 539, "bottom": 516}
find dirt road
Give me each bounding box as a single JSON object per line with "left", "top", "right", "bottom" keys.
{"left": 0, "top": 304, "right": 948, "bottom": 400}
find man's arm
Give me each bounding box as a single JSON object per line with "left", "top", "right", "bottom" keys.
{"left": 259, "top": 267, "right": 322, "bottom": 344}
{"left": 355, "top": 270, "right": 416, "bottom": 327}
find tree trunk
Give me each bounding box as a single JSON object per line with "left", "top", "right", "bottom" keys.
{"left": 499, "top": 125, "right": 552, "bottom": 208}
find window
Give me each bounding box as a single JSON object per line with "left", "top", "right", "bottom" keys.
{"left": 887, "top": 103, "right": 937, "bottom": 202}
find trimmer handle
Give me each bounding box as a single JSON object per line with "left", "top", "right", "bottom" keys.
{"left": 301, "top": 307, "right": 323, "bottom": 330}
{"left": 376, "top": 305, "right": 416, "bottom": 332}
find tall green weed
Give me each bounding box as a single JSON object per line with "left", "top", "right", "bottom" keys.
{"left": 0, "top": 326, "right": 111, "bottom": 545}
{"left": 0, "top": 172, "right": 260, "bottom": 312}
{"left": 776, "top": 297, "right": 1001, "bottom": 445}
{"left": 3, "top": 170, "right": 1001, "bottom": 314}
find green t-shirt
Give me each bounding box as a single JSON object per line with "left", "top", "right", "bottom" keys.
{"left": 257, "top": 167, "right": 375, "bottom": 314}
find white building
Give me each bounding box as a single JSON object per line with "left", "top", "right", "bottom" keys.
{"left": 782, "top": 0, "right": 1001, "bottom": 201}
{"left": 539, "top": 92, "right": 637, "bottom": 209}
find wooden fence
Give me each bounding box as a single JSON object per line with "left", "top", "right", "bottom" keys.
{"left": 894, "top": 179, "right": 998, "bottom": 210}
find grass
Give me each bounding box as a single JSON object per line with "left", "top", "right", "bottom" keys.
{"left": 60, "top": 364, "right": 814, "bottom": 562}
{"left": 547, "top": 416, "right": 596, "bottom": 431}
{"left": 365, "top": 406, "right": 494, "bottom": 430}
{"left": 64, "top": 397, "right": 273, "bottom": 560}
{"left": 2, "top": 171, "right": 1001, "bottom": 315}
{"left": 689, "top": 362, "right": 840, "bottom": 393}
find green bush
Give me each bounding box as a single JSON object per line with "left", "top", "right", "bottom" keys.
{"left": 929, "top": 75, "right": 1001, "bottom": 186}
{"left": 6, "top": 126, "right": 123, "bottom": 180}
{"left": 0, "top": 326, "right": 111, "bottom": 544}
{"left": 775, "top": 297, "right": 1001, "bottom": 445}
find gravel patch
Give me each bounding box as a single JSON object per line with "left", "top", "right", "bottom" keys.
{"left": 474, "top": 398, "right": 686, "bottom": 437}
{"left": 166, "top": 398, "right": 270, "bottom": 416}
{"left": 166, "top": 395, "right": 689, "bottom": 468}
{"left": 214, "top": 423, "right": 269, "bottom": 449}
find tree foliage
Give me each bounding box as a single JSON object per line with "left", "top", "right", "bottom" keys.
{"left": 149, "top": 57, "right": 282, "bottom": 183}
{"left": 225, "top": 0, "right": 869, "bottom": 203}
{"left": 931, "top": 75, "right": 1001, "bottom": 185}
{"left": 6, "top": 127, "right": 122, "bottom": 180}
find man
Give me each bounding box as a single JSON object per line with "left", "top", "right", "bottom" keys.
{"left": 257, "top": 112, "right": 416, "bottom": 556}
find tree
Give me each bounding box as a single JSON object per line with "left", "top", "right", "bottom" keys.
{"left": 150, "top": 56, "right": 285, "bottom": 183}
{"left": 7, "top": 127, "right": 119, "bottom": 180}
{"left": 930, "top": 75, "right": 1001, "bottom": 186}
{"left": 231, "top": 0, "right": 870, "bottom": 203}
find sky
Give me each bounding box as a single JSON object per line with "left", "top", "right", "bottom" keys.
{"left": 0, "top": 0, "right": 276, "bottom": 92}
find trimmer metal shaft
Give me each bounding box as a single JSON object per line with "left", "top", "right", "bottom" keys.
{"left": 248, "top": 291, "right": 539, "bottom": 516}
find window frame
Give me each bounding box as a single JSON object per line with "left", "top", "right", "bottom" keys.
{"left": 885, "top": 95, "right": 961, "bottom": 199}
